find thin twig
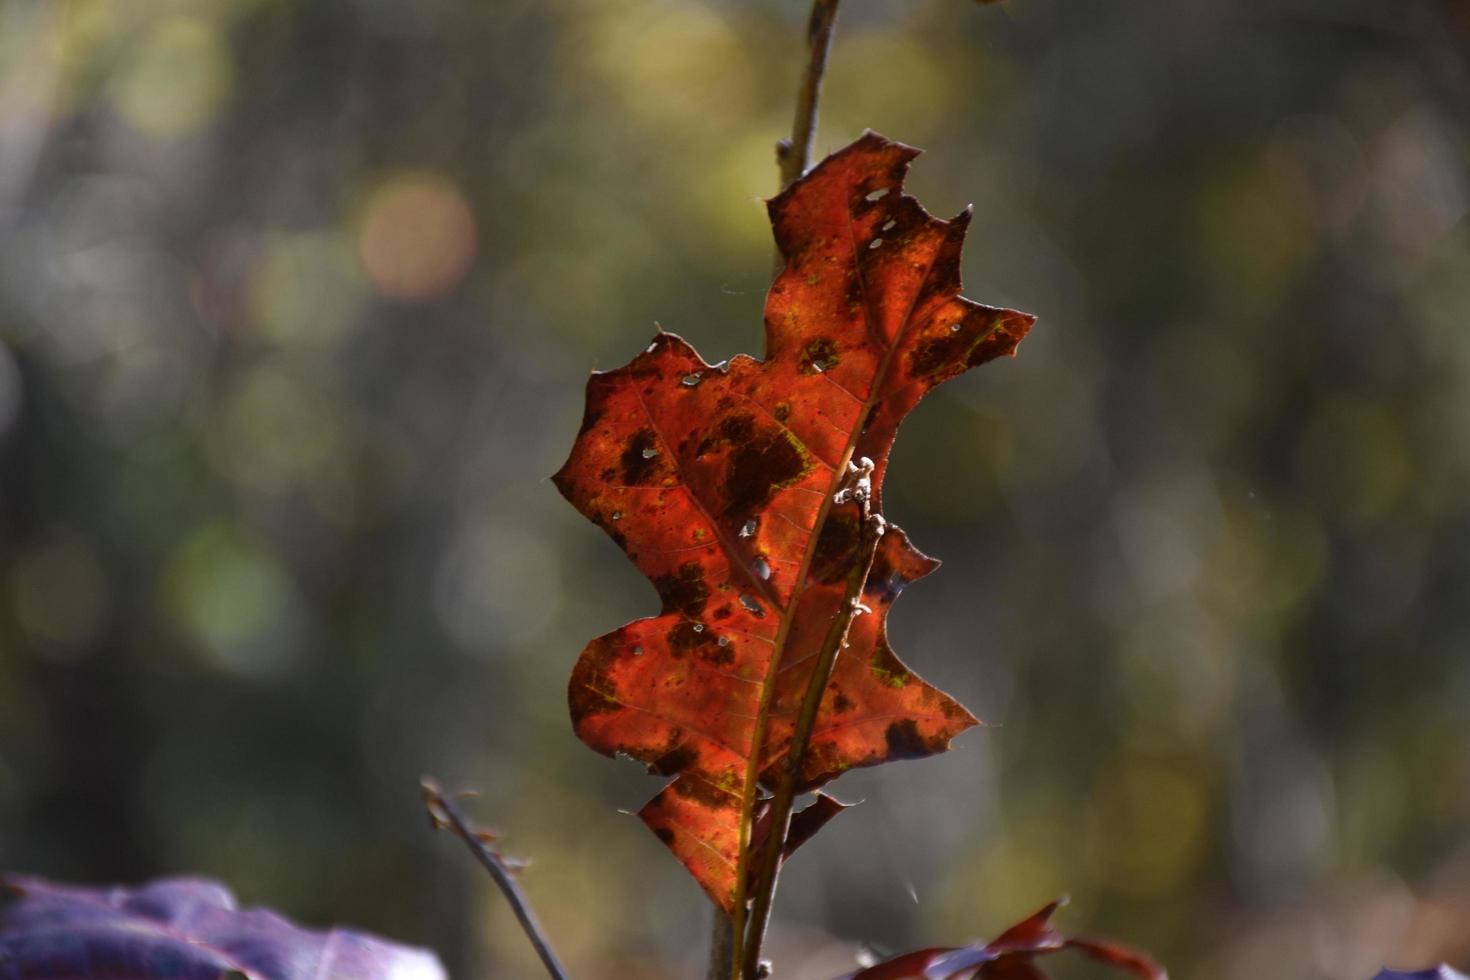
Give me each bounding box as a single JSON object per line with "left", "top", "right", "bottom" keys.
{"left": 422, "top": 778, "right": 572, "bottom": 980}
{"left": 777, "top": 0, "right": 842, "bottom": 189}
{"left": 740, "top": 473, "right": 886, "bottom": 980}
{"left": 707, "top": 909, "right": 735, "bottom": 980}
{"left": 725, "top": 4, "right": 845, "bottom": 975}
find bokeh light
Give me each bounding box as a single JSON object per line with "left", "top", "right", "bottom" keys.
{"left": 110, "top": 17, "right": 232, "bottom": 138}
{"left": 357, "top": 173, "right": 477, "bottom": 304}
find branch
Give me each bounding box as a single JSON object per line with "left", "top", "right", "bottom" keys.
{"left": 422, "top": 778, "right": 572, "bottom": 980}
{"left": 777, "top": 0, "right": 842, "bottom": 189}
{"left": 740, "top": 462, "right": 886, "bottom": 980}
{"left": 707, "top": 910, "right": 735, "bottom": 980}
{"left": 727, "top": 4, "right": 846, "bottom": 975}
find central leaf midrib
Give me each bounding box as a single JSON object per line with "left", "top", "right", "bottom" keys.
{"left": 729, "top": 172, "right": 949, "bottom": 919}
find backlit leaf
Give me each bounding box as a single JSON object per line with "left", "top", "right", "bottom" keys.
{"left": 553, "top": 132, "right": 1034, "bottom": 911}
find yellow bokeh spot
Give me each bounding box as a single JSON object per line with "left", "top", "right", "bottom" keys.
{"left": 111, "top": 17, "right": 231, "bottom": 138}
{"left": 1296, "top": 396, "right": 1414, "bottom": 527}
{"left": 587, "top": 3, "right": 754, "bottom": 127}
{"left": 11, "top": 533, "right": 108, "bottom": 651}
{"left": 1085, "top": 758, "right": 1209, "bottom": 898}
{"left": 252, "top": 230, "right": 367, "bottom": 346}
{"left": 679, "top": 126, "right": 787, "bottom": 267}
{"left": 1196, "top": 157, "right": 1311, "bottom": 311}
{"left": 164, "top": 524, "right": 294, "bottom": 676}
{"left": 935, "top": 790, "right": 1079, "bottom": 935}
{"left": 1207, "top": 492, "right": 1327, "bottom": 620}
{"left": 357, "top": 172, "right": 477, "bottom": 303}
{"left": 824, "top": 33, "right": 951, "bottom": 142}
{"left": 214, "top": 364, "right": 346, "bottom": 499}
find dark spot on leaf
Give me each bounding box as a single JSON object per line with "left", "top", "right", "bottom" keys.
{"left": 773, "top": 402, "right": 791, "bottom": 423}
{"left": 568, "top": 636, "right": 621, "bottom": 726}
{"left": 722, "top": 417, "right": 810, "bottom": 522}
{"left": 869, "top": 645, "right": 911, "bottom": 689}
{"left": 653, "top": 827, "right": 676, "bottom": 845}
{"left": 696, "top": 414, "right": 745, "bottom": 460}
{"left": 667, "top": 620, "right": 716, "bottom": 657}
{"left": 600, "top": 467, "right": 617, "bottom": 482}
{"left": 884, "top": 719, "right": 937, "bottom": 760}
{"left": 667, "top": 619, "right": 733, "bottom": 666}
{"left": 800, "top": 337, "right": 839, "bottom": 374}
{"left": 672, "top": 774, "right": 738, "bottom": 810}
{"left": 711, "top": 604, "right": 732, "bottom": 621}
{"left": 654, "top": 562, "right": 709, "bottom": 617}
{"left": 576, "top": 407, "right": 605, "bottom": 437}
{"left": 810, "top": 513, "right": 860, "bottom": 583}
{"left": 833, "top": 692, "right": 853, "bottom": 713}
{"left": 863, "top": 572, "right": 902, "bottom": 604}
{"left": 965, "top": 313, "right": 1029, "bottom": 368}
{"left": 720, "top": 413, "right": 755, "bottom": 443}
{"left": 650, "top": 743, "right": 698, "bottom": 776}
{"left": 909, "top": 332, "right": 968, "bottom": 379}
{"left": 621, "top": 428, "right": 661, "bottom": 485}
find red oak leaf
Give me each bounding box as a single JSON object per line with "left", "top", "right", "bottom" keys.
{"left": 553, "top": 132, "right": 1035, "bottom": 911}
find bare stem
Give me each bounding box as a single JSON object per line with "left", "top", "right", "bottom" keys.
{"left": 739, "top": 496, "right": 885, "bottom": 980}
{"left": 777, "top": 0, "right": 842, "bottom": 189}
{"left": 724, "top": 4, "right": 846, "bottom": 976}
{"left": 707, "top": 910, "right": 735, "bottom": 980}
{"left": 422, "top": 779, "right": 572, "bottom": 980}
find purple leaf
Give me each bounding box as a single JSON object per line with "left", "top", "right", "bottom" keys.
{"left": 1373, "top": 969, "right": 1469, "bottom": 980}
{"left": 839, "top": 900, "right": 1166, "bottom": 980}
{"left": 1, "top": 874, "right": 446, "bottom": 980}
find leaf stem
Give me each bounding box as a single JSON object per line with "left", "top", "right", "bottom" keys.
{"left": 422, "top": 779, "right": 572, "bottom": 980}
{"left": 725, "top": 3, "right": 845, "bottom": 975}
{"left": 777, "top": 0, "right": 842, "bottom": 189}
{"left": 739, "top": 496, "right": 886, "bottom": 980}
{"left": 707, "top": 909, "right": 735, "bottom": 980}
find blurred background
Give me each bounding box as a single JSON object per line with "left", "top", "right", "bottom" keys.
{"left": 1, "top": 0, "right": 1467, "bottom": 977}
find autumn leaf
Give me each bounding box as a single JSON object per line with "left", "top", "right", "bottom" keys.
{"left": 0, "top": 874, "right": 446, "bottom": 980}
{"left": 553, "top": 132, "right": 1035, "bottom": 911}
{"left": 840, "top": 900, "right": 1167, "bottom": 980}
